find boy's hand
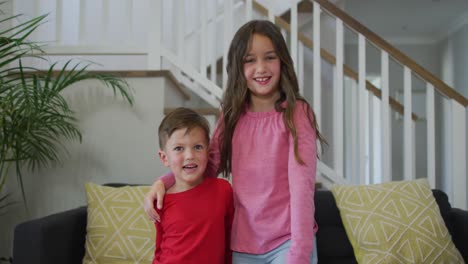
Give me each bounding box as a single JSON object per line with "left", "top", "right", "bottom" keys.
{"left": 144, "top": 180, "right": 166, "bottom": 222}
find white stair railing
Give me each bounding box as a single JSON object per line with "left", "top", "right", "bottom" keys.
{"left": 311, "top": 0, "right": 467, "bottom": 209}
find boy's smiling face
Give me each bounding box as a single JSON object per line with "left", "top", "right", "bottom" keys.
{"left": 159, "top": 126, "right": 208, "bottom": 192}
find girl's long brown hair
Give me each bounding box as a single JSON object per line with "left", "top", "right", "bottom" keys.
{"left": 218, "top": 20, "right": 326, "bottom": 177}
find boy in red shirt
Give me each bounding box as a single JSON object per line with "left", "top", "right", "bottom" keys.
{"left": 153, "top": 107, "right": 234, "bottom": 264}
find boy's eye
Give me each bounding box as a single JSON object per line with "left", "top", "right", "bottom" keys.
{"left": 174, "top": 146, "right": 183, "bottom": 151}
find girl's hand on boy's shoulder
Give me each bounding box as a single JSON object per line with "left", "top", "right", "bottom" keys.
{"left": 143, "top": 180, "right": 166, "bottom": 222}
{"left": 144, "top": 191, "right": 160, "bottom": 222}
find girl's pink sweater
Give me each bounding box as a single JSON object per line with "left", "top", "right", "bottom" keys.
{"left": 161, "top": 101, "right": 317, "bottom": 264}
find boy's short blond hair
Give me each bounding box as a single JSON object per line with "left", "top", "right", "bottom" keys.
{"left": 158, "top": 107, "right": 210, "bottom": 150}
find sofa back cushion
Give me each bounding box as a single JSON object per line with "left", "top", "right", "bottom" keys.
{"left": 82, "top": 183, "right": 155, "bottom": 264}
{"left": 330, "top": 179, "right": 463, "bottom": 264}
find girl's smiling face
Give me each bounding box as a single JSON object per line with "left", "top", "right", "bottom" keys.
{"left": 243, "top": 33, "right": 281, "bottom": 106}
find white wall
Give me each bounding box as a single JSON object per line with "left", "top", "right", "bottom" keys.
{"left": 447, "top": 24, "right": 468, "bottom": 98}
{"left": 451, "top": 25, "right": 468, "bottom": 204}
{"left": 438, "top": 23, "right": 468, "bottom": 202}
{"left": 0, "top": 77, "right": 175, "bottom": 257}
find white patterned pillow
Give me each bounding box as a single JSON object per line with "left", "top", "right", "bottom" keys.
{"left": 331, "top": 179, "right": 463, "bottom": 264}
{"left": 82, "top": 183, "right": 155, "bottom": 264}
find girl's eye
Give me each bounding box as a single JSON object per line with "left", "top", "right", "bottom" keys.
{"left": 266, "top": 55, "right": 277, "bottom": 60}
{"left": 244, "top": 58, "right": 254, "bottom": 63}
{"left": 174, "top": 146, "right": 183, "bottom": 151}
{"left": 194, "top": 145, "right": 204, "bottom": 150}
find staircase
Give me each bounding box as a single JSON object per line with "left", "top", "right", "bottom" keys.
{"left": 14, "top": 0, "right": 467, "bottom": 209}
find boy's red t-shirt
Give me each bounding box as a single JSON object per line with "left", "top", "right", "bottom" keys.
{"left": 153, "top": 177, "right": 234, "bottom": 264}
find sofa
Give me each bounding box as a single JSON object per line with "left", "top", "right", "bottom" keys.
{"left": 13, "top": 188, "right": 468, "bottom": 264}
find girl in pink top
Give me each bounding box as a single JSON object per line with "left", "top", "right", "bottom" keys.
{"left": 145, "top": 20, "right": 326, "bottom": 264}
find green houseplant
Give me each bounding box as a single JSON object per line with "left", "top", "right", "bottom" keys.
{"left": 0, "top": 12, "right": 134, "bottom": 214}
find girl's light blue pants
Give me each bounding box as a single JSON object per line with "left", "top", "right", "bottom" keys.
{"left": 232, "top": 238, "right": 318, "bottom": 264}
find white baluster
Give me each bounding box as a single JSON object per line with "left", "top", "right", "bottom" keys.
{"left": 334, "top": 18, "right": 344, "bottom": 179}
{"left": 177, "top": 0, "right": 185, "bottom": 62}
{"left": 222, "top": 0, "right": 233, "bottom": 89}
{"left": 442, "top": 98, "right": 452, "bottom": 201}
{"left": 298, "top": 42, "right": 304, "bottom": 95}
{"left": 200, "top": 0, "right": 207, "bottom": 77}
{"left": 313, "top": 1, "right": 322, "bottom": 143}
{"left": 291, "top": 0, "right": 297, "bottom": 71}
{"left": 381, "top": 51, "right": 391, "bottom": 182}
{"left": 350, "top": 80, "right": 358, "bottom": 184}
{"left": 209, "top": 0, "right": 217, "bottom": 84}
{"left": 426, "top": 83, "right": 435, "bottom": 188}
{"left": 246, "top": 0, "right": 253, "bottom": 21}
{"left": 281, "top": 29, "right": 287, "bottom": 42}
{"left": 403, "top": 66, "right": 414, "bottom": 181}
{"left": 358, "top": 34, "right": 366, "bottom": 184}
{"left": 269, "top": 0, "right": 276, "bottom": 22}
{"left": 368, "top": 90, "right": 374, "bottom": 184}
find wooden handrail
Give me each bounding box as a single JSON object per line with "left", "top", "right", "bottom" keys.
{"left": 252, "top": 0, "right": 418, "bottom": 120}
{"left": 313, "top": 0, "right": 468, "bottom": 107}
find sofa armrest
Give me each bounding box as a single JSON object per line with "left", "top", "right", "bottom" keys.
{"left": 13, "top": 206, "right": 87, "bottom": 264}
{"left": 451, "top": 208, "right": 468, "bottom": 262}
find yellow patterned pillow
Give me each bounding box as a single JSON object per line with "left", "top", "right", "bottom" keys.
{"left": 331, "top": 179, "right": 463, "bottom": 264}
{"left": 82, "top": 183, "right": 155, "bottom": 264}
